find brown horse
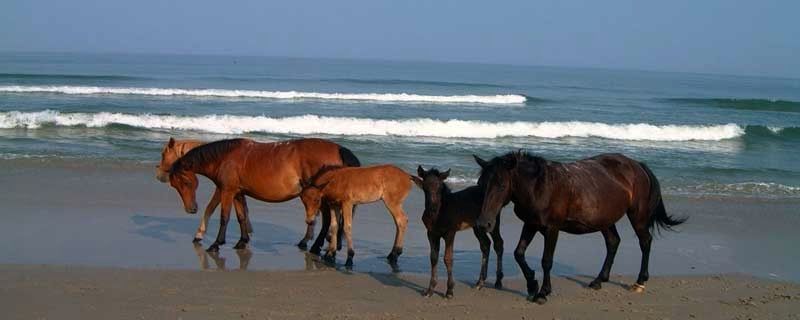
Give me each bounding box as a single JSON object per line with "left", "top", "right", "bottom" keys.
{"left": 474, "top": 151, "right": 686, "bottom": 304}
{"left": 156, "top": 138, "right": 253, "bottom": 242}
{"left": 412, "top": 166, "right": 504, "bottom": 299}
{"left": 169, "top": 138, "right": 360, "bottom": 252}
{"left": 299, "top": 165, "right": 412, "bottom": 266}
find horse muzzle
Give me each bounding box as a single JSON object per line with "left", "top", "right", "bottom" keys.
{"left": 185, "top": 203, "right": 198, "bottom": 214}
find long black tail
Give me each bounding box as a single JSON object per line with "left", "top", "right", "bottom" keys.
{"left": 640, "top": 162, "right": 687, "bottom": 233}
{"left": 338, "top": 146, "right": 361, "bottom": 167}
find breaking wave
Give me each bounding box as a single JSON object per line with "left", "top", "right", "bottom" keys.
{"left": 0, "top": 110, "right": 745, "bottom": 141}
{"left": 0, "top": 85, "right": 527, "bottom": 105}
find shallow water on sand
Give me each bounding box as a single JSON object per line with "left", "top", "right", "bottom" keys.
{"left": 1, "top": 161, "right": 798, "bottom": 283}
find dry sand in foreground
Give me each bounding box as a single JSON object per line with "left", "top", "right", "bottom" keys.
{"left": 2, "top": 264, "right": 798, "bottom": 320}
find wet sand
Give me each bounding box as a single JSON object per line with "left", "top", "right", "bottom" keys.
{"left": 2, "top": 264, "right": 799, "bottom": 319}
{"left": 1, "top": 159, "right": 800, "bottom": 318}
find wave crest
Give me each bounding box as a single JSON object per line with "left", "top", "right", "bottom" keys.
{"left": 0, "top": 110, "right": 745, "bottom": 141}
{"left": 0, "top": 85, "right": 527, "bottom": 105}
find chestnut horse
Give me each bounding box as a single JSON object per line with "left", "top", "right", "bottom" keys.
{"left": 412, "top": 166, "right": 504, "bottom": 299}
{"left": 156, "top": 138, "right": 253, "bottom": 242}
{"left": 474, "top": 151, "right": 686, "bottom": 304}
{"left": 169, "top": 138, "right": 360, "bottom": 252}
{"left": 299, "top": 165, "right": 412, "bottom": 266}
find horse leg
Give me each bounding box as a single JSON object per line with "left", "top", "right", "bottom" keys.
{"left": 632, "top": 224, "right": 653, "bottom": 292}
{"left": 422, "top": 232, "right": 440, "bottom": 297}
{"left": 322, "top": 206, "right": 338, "bottom": 263}
{"left": 589, "top": 224, "right": 621, "bottom": 290}
{"left": 207, "top": 191, "right": 235, "bottom": 253}
{"left": 233, "top": 194, "right": 250, "bottom": 249}
{"left": 472, "top": 227, "right": 491, "bottom": 289}
{"left": 515, "top": 223, "right": 539, "bottom": 301}
{"left": 444, "top": 231, "right": 456, "bottom": 299}
{"left": 342, "top": 202, "right": 356, "bottom": 267}
{"left": 336, "top": 210, "right": 345, "bottom": 251}
{"left": 534, "top": 226, "right": 559, "bottom": 304}
{"left": 308, "top": 201, "right": 331, "bottom": 255}
{"left": 385, "top": 202, "right": 409, "bottom": 264}
{"left": 194, "top": 189, "right": 220, "bottom": 242}
{"left": 243, "top": 196, "right": 254, "bottom": 236}
{"left": 490, "top": 214, "right": 504, "bottom": 289}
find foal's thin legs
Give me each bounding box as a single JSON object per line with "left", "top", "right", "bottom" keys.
{"left": 194, "top": 189, "right": 220, "bottom": 242}
{"left": 489, "top": 214, "right": 504, "bottom": 288}
{"left": 342, "top": 202, "right": 356, "bottom": 267}
{"left": 443, "top": 232, "right": 456, "bottom": 299}
{"left": 322, "top": 207, "right": 339, "bottom": 263}
{"left": 422, "top": 232, "right": 440, "bottom": 297}
{"left": 515, "top": 223, "right": 539, "bottom": 299}
{"left": 385, "top": 202, "right": 408, "bottom": 263}
{"left": 589, "top": 224, "right": 620, "bottom": 290}
{"left": 207, "top": 191, "right": 235, "bottom": 252}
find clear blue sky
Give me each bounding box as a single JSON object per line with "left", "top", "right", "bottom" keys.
{"left": 2, "top": 0, "right": 798, "bottom": 78}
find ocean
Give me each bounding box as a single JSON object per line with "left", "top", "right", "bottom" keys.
{"left": 2, "top": 52, "right": 799, "bottom": 199}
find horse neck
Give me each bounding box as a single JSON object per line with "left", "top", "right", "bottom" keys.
{"left": 178, "top": 141, "right": 206, "bottom": 156}
{"left": 510, "top": 162, "right": 549, "bottom": 207}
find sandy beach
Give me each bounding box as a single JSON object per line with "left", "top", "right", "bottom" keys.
{"left": 1, "top": 160, "right": 800, "bottom": 319}
{"left": 2, "top": 264, "right": 799, "bottom": 319}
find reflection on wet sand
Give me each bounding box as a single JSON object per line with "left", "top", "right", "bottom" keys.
{"left": 192, "top": 243, "right": 252, "bottom": 271}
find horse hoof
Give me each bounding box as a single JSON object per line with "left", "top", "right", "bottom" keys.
{"left": 534, "top": 295, "right": 548, "bottom": 305}
{"left": 422, "top": 290, "right": 434, "bottom": 297}
{"left": 630, "top": 283, "right": 646, "bottom": 293}
{"left": 322, "top": 253, "right": 336, "bottom": 264}
{"left": 192, "top": 237, "right": 202, "bottom": 243}
{"left": 526, "top": 295, "right": 536, "bottom": 302}
{"left": 309, "top": 246, "right": 321, "bottom": 256}
{"left": 474, "top": 281, "right": 485, "bottom": 290}
{"left": 233, "top": 242, "right": 248, "bottom": 250}
{"left": 445, "top": 292, "right": 454, "bottom": 299}
{"left": 297, "top": 241, "right": 308, "bottom": 250}
{"left": 206, "top": 244, "right": 220, "bottom": 253}
{"left": 345, "top": 258, "right": 354, "bottom": 268}
{"left": 588, "top": 281, "right": 602, "bottom": 290}
{"left": 494, "top": 281, "right": 503, "bottom": 289}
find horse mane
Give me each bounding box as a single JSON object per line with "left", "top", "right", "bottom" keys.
{"left": 171, "top": 138, "right": 248, "bottom": 173}
{"left": 484, "top": 151, "right": 549, "bottom": 178}
{"left": 307, "top": 165, "right": 346, "bottom": 186}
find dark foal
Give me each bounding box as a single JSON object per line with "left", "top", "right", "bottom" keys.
{"left": 474, "top": 151, "right": 686, "bottom": 304}
{"left": 412, "top": 166, "right": 504, "bottom": 299}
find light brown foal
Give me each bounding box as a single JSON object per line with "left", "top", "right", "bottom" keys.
{"left": 300, "top": 165, "right": 413, "bottom": 266}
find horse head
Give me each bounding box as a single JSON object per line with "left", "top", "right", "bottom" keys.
{"left": 168, "top": 164, "right": 199, "bottom": 214}
{"left": 474, "top": 153, "right": 518, "bottom": 232}
{"left": 413, "top": 165, "right": 450, "bottom": 230}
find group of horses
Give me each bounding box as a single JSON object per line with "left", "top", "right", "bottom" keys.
{"left": 156, "top": 137, "right": 685, "bottom": 304}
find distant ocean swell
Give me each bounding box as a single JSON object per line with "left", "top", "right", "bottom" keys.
{"left": 0, "top": 110, "right": 747, "bottom": 141}
{"left": 0, "top": 85, "right": 527, "bottom": 105}
{"left": 666, "top": 98, "right": 800, "bottom": 113}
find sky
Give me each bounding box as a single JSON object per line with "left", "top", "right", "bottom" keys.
{"left": 1, "top": 0, "right": 798, "bottom": 78}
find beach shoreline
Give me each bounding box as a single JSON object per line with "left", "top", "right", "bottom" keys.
{"left": 3, "top": 264, "right": 799, "bottom": 319}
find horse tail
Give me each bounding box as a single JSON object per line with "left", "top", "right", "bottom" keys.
{"left": 640, "top": 162, "right": 687, "bottom": 234}
{"left": 338, "top": 146, "right": 361, "bottom": 167}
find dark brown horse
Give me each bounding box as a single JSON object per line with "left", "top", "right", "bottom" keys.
{"left": 412, "top": 166, "right": 504, "bottom": 299}
{"left": 169, "top": 138, "right": 360, "bottom": 252}
{"left": 474, "top": 151, "right": 686, "bottom": 304}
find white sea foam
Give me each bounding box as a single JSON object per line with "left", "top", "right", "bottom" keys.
{"left": 0, "top": 110, "right": 745, "bottom": 141}
{"left": 668, "top": 182, "right": 800, "bottom": 198}
{"left": 0, "top": 85, "right": 527, "bottom": 105}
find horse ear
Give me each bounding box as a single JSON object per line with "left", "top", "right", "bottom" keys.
{"left": 473, "top": 155, "right": 488, "bottom": 168}
{"left": 440, "top": 169, "right": 451, "bottom": 180}
{"left": 417, "top": 165, "right": 426, "bottom": 178}
{"left": 168, "top": 137, "right": 175, "bottom": 148}
{"left": 410, "top": 175, "right": 423, "bottom": 189}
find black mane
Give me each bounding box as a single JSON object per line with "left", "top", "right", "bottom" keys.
{"left": 483, "top": 151, "right": 549, "bottom": 176}
{"left": 171, "top": 138, "right": 247, "bottom": 173}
